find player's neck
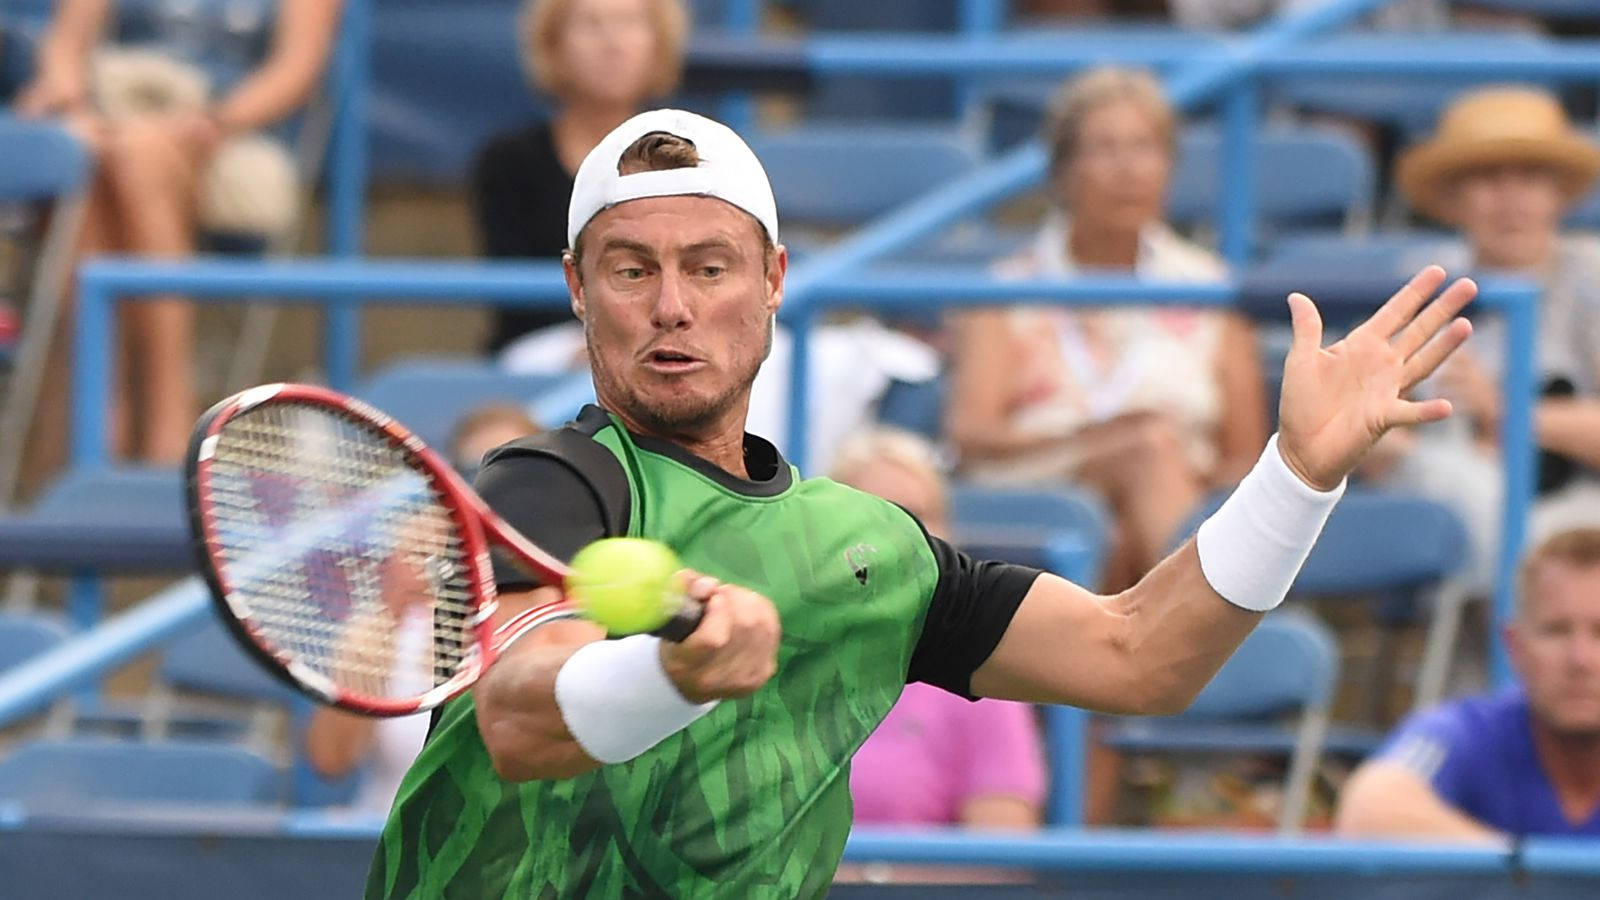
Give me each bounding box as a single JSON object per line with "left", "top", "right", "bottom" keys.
{"left": 1530, "top": 717, "right": 1600, "bottom": 819}
{"left": 609, "top": 402, "right": 753, "bottom": 481}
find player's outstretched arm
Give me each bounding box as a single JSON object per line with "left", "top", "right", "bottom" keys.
{"left": 972, "top": 267, "right": 1476, "bottom": 713}
{"left": 476, "top": 575, "right": 780, "bottom": 782}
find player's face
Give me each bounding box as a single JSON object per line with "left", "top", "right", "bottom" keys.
{"left": 1509, "top": 561, "right": 1600, "bottom": 737}
{"left": 554, "top": 0, "right": 659, "bottom": 106}
{"left": 1449, "top": 163, "right": 1564, "bottom": 270}
{"left": 567, "top": 195, "right": 786, "bottom": 439}
{"left": 1054, "top": 98, "right": 1172, "bottom": 245}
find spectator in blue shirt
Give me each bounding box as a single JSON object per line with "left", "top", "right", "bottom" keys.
{"left": 1336, "top": 528, "right": 1600, "bottom": 840}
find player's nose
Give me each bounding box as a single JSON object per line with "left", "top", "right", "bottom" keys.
{"left": 650, "top": 270, "right": 693, "bottom": 330}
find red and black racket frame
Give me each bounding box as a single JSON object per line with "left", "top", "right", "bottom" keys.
{"left": 186, "top": 383, "right": 574, "bottom": 717}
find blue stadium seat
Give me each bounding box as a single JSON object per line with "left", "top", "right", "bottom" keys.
{"left": 1271, "top": 32, "right": 1554, "bottom": 137}
{"left": 1264, "top": 230, "right": 1452, "bottom": 272}
{"left": 873, "top": 376, "right": 945, "bottom": 441}
{"left": 74, "top": 617, "right": 300, "bottom": 744}
{"left": 0, "top": 739, "right": 282, "bottom": 811}
{"left": 1175, "top": 489, "right": 1472, "bottom": 718}
{"left": 1166, "top": 125, "right": 1375, "bottom": 237}
{"left": 747, "top": 125, "right": 982, "bottom": 232}
{"left": 950, "top": 483, "right": 1111, "bottom": 588}
{"left": 0, "top": 612, "right": 67, "bottom": 673}
{"left": 0, "top": 467, "right": 189, "bottom": 574}
{"left": 1103, "top": 609, "right": 1339, "bottom": 833}
{"left": 792, "top": 0, "right": 962, "bottom": 121}
{"left": 1438, "top": 0, "right": 1600, "bottom": 22}
{"left": 354, "top": 357, "right": 579, "bottom": 453}
{"left": 0, "top": 467, "right": 190, "bottom": 628}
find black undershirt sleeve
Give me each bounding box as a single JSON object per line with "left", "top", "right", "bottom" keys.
{"left": 471, "top": 449, "right": 611, "bottom": 590}
{"left": 907, "top": 530, "right": 1043, "bottom": 700}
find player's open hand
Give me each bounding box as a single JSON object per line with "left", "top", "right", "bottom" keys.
{"left": 659, "top": 573, "right": 780, "bottom": 704}
{"left": 1277, "top": 265, "right": 1476, "bottom": 491}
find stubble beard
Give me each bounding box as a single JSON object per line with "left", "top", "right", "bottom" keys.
{"left": 585, "top": 317, "right": 772, "bottom": 438}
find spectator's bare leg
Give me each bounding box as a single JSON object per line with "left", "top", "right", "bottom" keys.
{"left": 102, "top": 119, "right": 199, "bottom": 464}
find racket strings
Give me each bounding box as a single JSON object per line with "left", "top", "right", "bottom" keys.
{"left": 203, "top": 403, "right": 479, "bottom": 700}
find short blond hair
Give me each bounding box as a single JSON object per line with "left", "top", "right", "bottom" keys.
{"left": 1042, "top": 66, "right": 1177, "bottom": 176}
{"left": 1519, "top": 527, "right": 1600, "bottom": 619}
{"left": 829, "top": 427, "right": 948, "bottom": 525}
{"left": 518, "top": 0, "right": 689, "bottom": 100}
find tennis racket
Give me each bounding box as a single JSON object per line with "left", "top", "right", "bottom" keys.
{"left": 186, "top": 382, "right": 701, "bottom": 717}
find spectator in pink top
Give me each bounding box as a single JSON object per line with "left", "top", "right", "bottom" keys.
{"left": 829, "top": 428, "right": 1048, "bottom": 830}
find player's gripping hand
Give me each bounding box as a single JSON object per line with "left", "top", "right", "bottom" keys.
{"left": 659, "top": 572, "right": 780, "bottom": 704}
{"left": 1277, "top": 265, "right": 1476, "bottom": 491}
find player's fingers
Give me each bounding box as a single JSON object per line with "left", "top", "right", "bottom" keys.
{"left": 1385, "top": 396, "right": 1454, "bottom": 428}
{"left": 1393, "top": 277, "right": 1477, "bottom": 359}
{"left": 1286, "top": 292, "right": 1324, "bottom": 356}
{"left": 682, "top": 572, "right": 720, "bottom": 604}
{"left": 682, "top": 591, "right": 732, "bottom": 655}
{"left": 1358, "top": 265, "right": 1448, "bottom": 340}
{"left": 1401, "top": 318, "right": 1472, "bottom": 391}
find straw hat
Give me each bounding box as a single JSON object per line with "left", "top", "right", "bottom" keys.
{"left": 1397, "top": 87, "right": 1600, "bottom": 223}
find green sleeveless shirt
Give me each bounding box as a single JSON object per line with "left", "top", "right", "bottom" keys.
{"left": 366, "top": 407, "right": 950, "bottom": 898}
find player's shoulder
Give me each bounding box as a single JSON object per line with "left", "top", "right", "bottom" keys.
{"left": 479, "top": 405, "right": 631, "bottom": 533}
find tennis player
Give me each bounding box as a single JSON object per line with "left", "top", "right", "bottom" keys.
{"left": 367, "top": 110, "right": 1476, "bottom": 898}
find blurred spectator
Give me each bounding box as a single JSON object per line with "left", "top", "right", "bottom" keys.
{"left": 14, "top": 0, "right": 343, "bottom": 463}
{"left": 947, "top": 67, "right": 1268, "bottom": 590}
{"left": 450, "top": 403, "right": 543, "bottom": 477}
{"left": 305, "top": 402, "right": 541, "bottom": 812}
{"left": 473, "top": 0, "right": 688, "bottom": 352}
{"left": 1336, "top": 528, "right": 1600, "bottom": 840}
{"left": 1369, "top": 87, "right": 1600, "bottom": 590}
{"left": 830, "top": 428, "right": 1047, "bottom": 830}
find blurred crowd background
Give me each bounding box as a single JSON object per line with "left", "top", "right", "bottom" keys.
{"left": 3, "top": 0, "right": 1600, "bottom": 889}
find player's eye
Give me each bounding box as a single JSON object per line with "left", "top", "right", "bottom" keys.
{"left": 700, "top": 265, "right": 725, "bottom": 278}
{"left": 617, "top": 267, "right": 648, "bottom": 280}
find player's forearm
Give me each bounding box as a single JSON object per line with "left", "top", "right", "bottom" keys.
{"left": 1111, "top": 541, "right": 1262, "bottom": 714}
{"left": 970, "top": 553, "right": 1255, "bottom": 716}
{"left": 1536, "top": 399, "right": 1600, "bottom": 470}
{"left": 474, "top": 620, "right": 605, "bottom": 782}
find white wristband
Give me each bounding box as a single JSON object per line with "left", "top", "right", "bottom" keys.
{"left": 554, "top": 634, "right": 717, "bottom": 765}
{"left": 1196, "top": 434, "right": 1345, "bottom": 612}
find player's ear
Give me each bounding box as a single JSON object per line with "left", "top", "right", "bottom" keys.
{"left": 763, "top": 243, "right": 787, "bottom": 318}
{"left": 563, "top": 250, "right": 586, "bottom": 321}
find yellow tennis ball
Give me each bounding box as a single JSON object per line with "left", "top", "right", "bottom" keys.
{"left": 566, "top": 538, "right": 684, "bottom": 635}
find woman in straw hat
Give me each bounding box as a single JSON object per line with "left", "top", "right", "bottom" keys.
{"left": 1371, "top": 86, "right": 1600, "bottom": 578}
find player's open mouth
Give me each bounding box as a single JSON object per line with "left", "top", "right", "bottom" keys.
{"left": 643, "top": 349, "right": 706, "bottom": 374}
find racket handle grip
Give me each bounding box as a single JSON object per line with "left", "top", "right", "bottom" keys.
{"left": 652, "top": 601, "right": 705, "bottom": 643}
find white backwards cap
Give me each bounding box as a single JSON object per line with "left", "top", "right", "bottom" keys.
{"left": 566, "top": 108, "right": 779, "bottom": 249}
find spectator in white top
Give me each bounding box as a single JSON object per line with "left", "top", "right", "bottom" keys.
{"left": 947, "top": 67, "right": 1268, "bottom": 590}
